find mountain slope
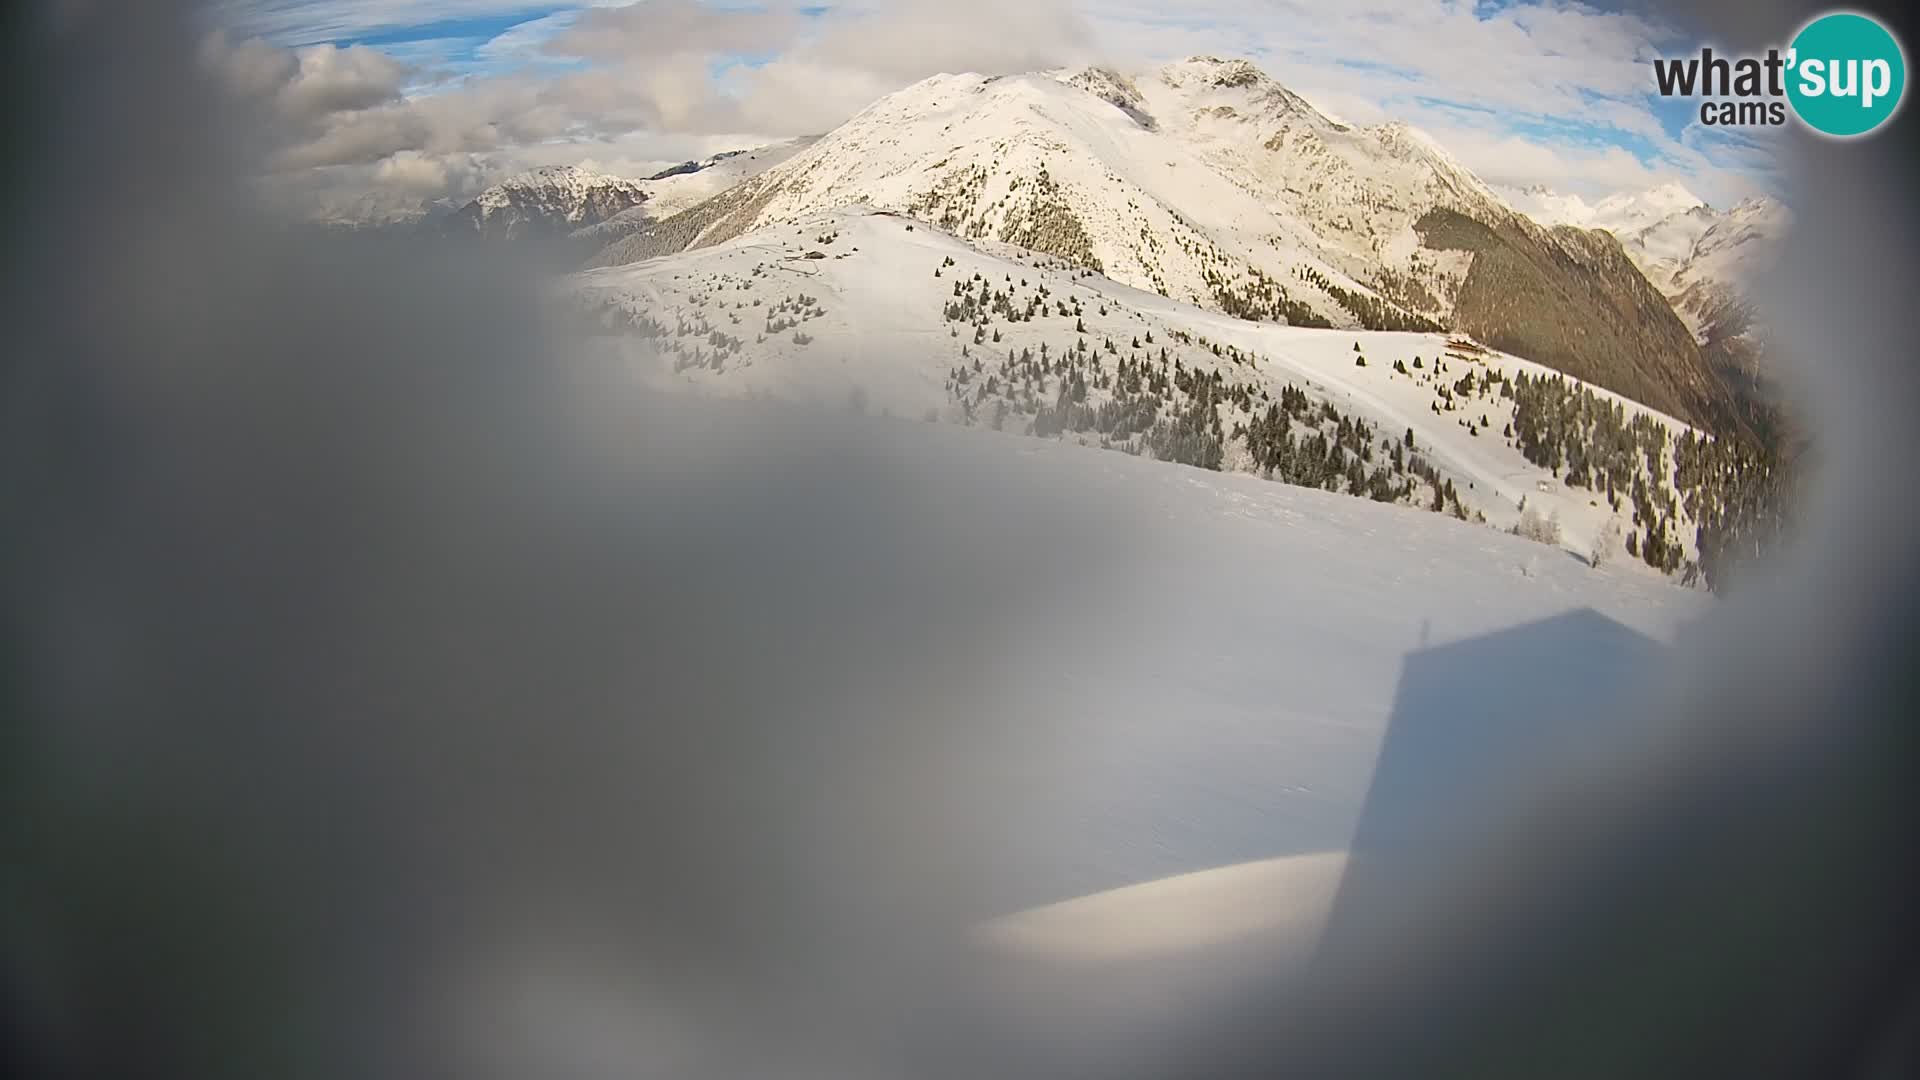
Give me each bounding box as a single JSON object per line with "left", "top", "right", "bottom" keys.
{"left": 1413, "top": 209, "right": 1726, "bottom": 430}
{"left": 569, "top": 138, "right": 818, "bottom": 247}
{"left": 1506, "top": 182, "right": 1709, "bottom": 244}
{"left": 592, "top": 58, "right": 1739, "bottom": 433}
{"left": 1508, "top": 184, "right": 1790, "bottom": 343}
{"left": 1666, "top": 197, "right": 1789, "bottom": 336}
{"left": 439, "top": 142, "right": 814, "bottom": 249}
{"left": 1509, "top": 183, "right": 1791, "bottom": 438}
{"left": 593, "top": 61, "right": 1483, "bottom": 326}
{"left": 574, "top": 206, "right": 1722, "bottom": 576}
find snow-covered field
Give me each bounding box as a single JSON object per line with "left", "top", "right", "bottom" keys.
{"left": 533, "top": 394, "right": 1709, "bottom": 1052}
{"left": 860, "top": 416, "right": 1702, "bottom": 892}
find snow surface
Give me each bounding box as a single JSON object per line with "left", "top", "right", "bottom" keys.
{"left": 1669, "top": 197, "right": 1791, "bottom": 301}
{"left": 1504, "top": 182, "right": 1707, "bottom": 235}
{"left": 654, "top": 60, "right": 1536, "bottom": 328}
{"left": 575, "top": 138, "right": 819, "bottom": 241}
{"left": 576, "top": 207, "right": 1710, "bottom": 574}
{"left": 639, "top": 138, "right": 816, "bottom": 220}
{"left": 572, "top": 394, "right": 1709, "bottom": 991}
{"left": 414, "top": 379, "right": 1711, "bottom": 1064}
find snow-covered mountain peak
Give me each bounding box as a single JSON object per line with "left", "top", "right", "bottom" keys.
{"left": 1365, "top": 120, "right": 1502, "bottom": 202}
{"left": 450, "top": 164, "right": 650, "bottom": 240}
{"left": 1147, "top": 56, "right": 1333, "bottom": 131}
{"left": 1163, "top": 55, "right": 1274, "bottom": 91}
{"left": 586, "top": 56, "right": 1736, "bottom": 431}
{"left": 597, "top": 60, "right": 1443, "bottom": 319}
{"left": 1609, "top": 181, "right": 1706, "bottom": 218}
{"left": 1057, "top": 66, "right": 1154, "bottom": 126}
{"left": 1672, "top": 197, "right": 1791, "bottom": 290}
{"left": 1726, "top": 195, "right": 1791, "bottom": 227}
{"left": 476, "top": 164, "right": 642, "bottom": 210}
{"left": 1507, "top": 182, "right": 1706, "bottom": 234}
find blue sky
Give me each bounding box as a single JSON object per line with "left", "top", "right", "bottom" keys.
{"left": 237, "top": 3, "right": 587, "bottom": 79}
{"left": 216, "top": 1, "right": 1785, "bottom": 210}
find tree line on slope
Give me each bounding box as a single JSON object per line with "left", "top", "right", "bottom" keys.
{"left": 1508, "top": 369, "right": 1791, "bottom": 590}
{"left": 938, "top": 266, "right": 1470, "bottom": 516}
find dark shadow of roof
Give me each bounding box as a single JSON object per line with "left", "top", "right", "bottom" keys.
{"left": 1231, "top": 607, "right": 1677, "bottom": 1072}
{"left": 1305, "top": 608, "right": 1668, "bottom": 994}
{"left": 1347, "top": 607, "right": 1663, "bottom": 861}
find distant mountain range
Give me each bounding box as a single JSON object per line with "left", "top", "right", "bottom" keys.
{"left": 429, "top": 141, "right": 821, "bottom": 244}
{"left": 1503, "top": 182, "right": 1790, "bottom": 432}
{"left": 1504, "top": 182, "right": 1788, "bottom": 348}
{"left": 440, "top": 164, "right": 650, "bottom": 242}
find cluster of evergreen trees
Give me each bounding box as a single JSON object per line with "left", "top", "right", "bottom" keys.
{"left": 761, "top": 292, "right": 825, "bottom": 336}
{"left": 908, "top": 162, "right": 1107, "bottom": 273}
{"left": 1293, "top": 266, "right": 1443, "bottom": 333}
{"left": 899, "top": 160, "right": 1446, "bottom": 334}
{"left": 1204, "top": 263, "right": 1334, "bottom": 328}
{"left": 951, "top": 337, "right": 1233, "bottom": 469}
{"left": 576, "top": 278, "right": 836, "bottom": 371}
{"left": 938, "top": 293, "right": 1467, "bottom": 515}
{"left": 942, "top": 268, "right": 1081, "bottom": 329}
{"left": 1508, "top": 369, "right": 1791, "bottom": 589}
{"left": 1674, "top": 429, "right": 1793, "bottom": 591}
{"left": 1236, "top": 390, "right": 1435, "bottom": 505}
{"left": 579, "top": 297, "right": 668, "bottom": 338}
{"left": 908, "top": 163, "right": 991, "bottom": 238}
{"left": 933, "top": 257, "right": 1477, "bottom": 511}
{"left": 995, "top": 166, "right": 1105, "bottom": 273}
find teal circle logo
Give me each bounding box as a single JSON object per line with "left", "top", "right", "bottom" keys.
{"left": 1786, "top": 11, "right": 1907, "bottom": 137}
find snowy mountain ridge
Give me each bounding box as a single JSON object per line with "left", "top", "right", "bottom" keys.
{"left": 448, "top": 164, "right": 651, "bottom": 241}
{"left": 473, "top": 164, "right": 640, "bottom": 212}
{"left": 570, "top": 137, "right": 818, "bottom": 245}
{"left": 589, "top": 57, "right": 1738, "bottom": 433}
{"left": 1506, "top": 182, "right": 1709, "bottom": 235}
{"left": 436, "top": 140, "right": 818, "bottom": 243}
{"left": 596, "top": 59, "right": 1508, "bottom": 324}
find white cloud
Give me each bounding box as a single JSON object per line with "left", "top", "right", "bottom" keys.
{"left": 473, "top": 9, "right": 582, "bottom": 64}
{"left": 1077, "top": 0, "right": 1773, "bottom": 202}
{"left": 372, "top": 148, "right": 476, "bottom": 194}
{"left": 214, "top": 1, "right": 572, "bottom": 45}
{"left": 215, "top": 0, "right": 1781, "bottom": 214}
{"left": 279, "top": 41, "right": 412, "bottom": 117}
